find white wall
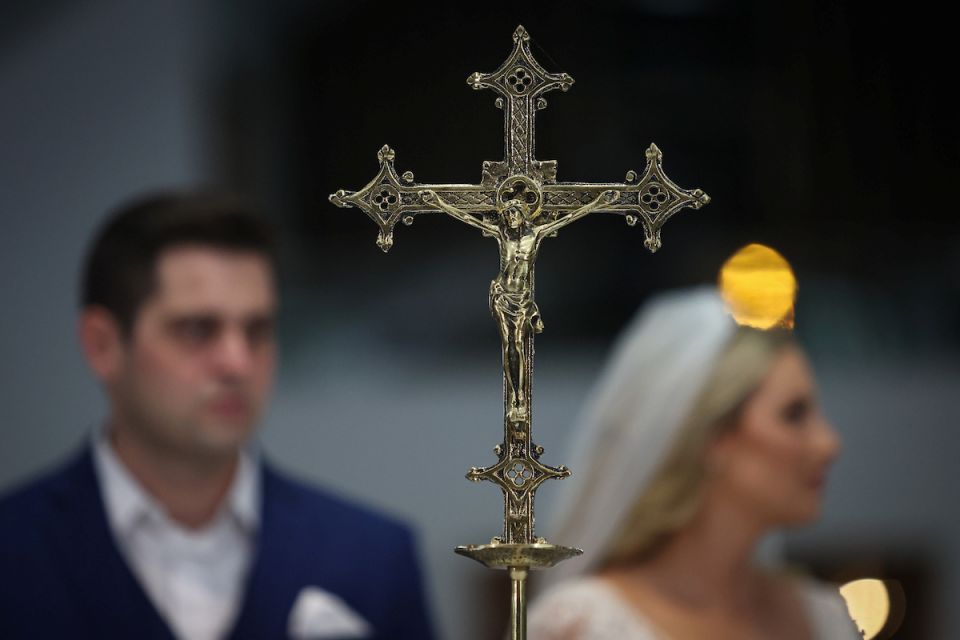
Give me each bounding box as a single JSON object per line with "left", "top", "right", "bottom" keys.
{"left": 0, "top": 0, "right": 211, "bottom": 481}
{"left": 790, "top": 357, "right": 960, "bottom": 638}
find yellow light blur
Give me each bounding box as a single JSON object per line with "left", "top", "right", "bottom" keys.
{"left": 718, "top": 243, "right": 796, "bottom": 329}
{"left": 839, "top": 579, "right": 890, "bottom": 639}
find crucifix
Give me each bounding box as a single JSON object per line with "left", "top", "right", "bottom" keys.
{"left": 330, "top": 25, "right": 710, "bottom": 639}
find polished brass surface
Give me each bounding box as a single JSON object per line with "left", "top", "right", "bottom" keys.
{"left": 509, "top": 566, "right": 528, "bottom": 640}
{"left": 330, "top": 25, "right": 710, "bottom": 637}
{"left": 455, "top": 541, "right": 584, "bottom": 570}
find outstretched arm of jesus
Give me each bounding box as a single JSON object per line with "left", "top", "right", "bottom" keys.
{"left": 536, "top": 190, "right": 620, "bottom": 238}
{"left": 419, "top": 190, "right": 498, "bottom": 236}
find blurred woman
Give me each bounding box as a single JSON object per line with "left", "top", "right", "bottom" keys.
{"left": 528, "top": 288, "right": 859, "bottom": 639}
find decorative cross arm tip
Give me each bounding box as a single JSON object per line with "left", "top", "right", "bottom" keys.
{"left": 330, "top": 141, "right": 709, "bottom": 255}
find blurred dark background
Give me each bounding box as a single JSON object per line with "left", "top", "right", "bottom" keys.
{"left": 219, "top": 0, "right": 960, "bottom": 354}
{"left": 2, "top": 1, "right": 957, "bottom": 638}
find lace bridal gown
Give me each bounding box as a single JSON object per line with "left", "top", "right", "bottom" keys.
{"left": 528, "top": 577, "right": 860, "bottom": 640}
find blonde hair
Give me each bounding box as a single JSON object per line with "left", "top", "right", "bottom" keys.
{"left": 599, "top": 327, "right": 794, "bottom": 567}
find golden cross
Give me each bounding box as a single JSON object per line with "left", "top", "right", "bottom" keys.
{"left": 330, "top": 25, "right": 710, "bottom": 638}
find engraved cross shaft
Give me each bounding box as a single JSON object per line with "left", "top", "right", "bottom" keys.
{"left": 330, "top": 25, "right": 710, "bottom": 550}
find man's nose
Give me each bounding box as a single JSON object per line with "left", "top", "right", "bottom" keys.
{"left": 214, "top": 330, "right": 254, "bottom": 378}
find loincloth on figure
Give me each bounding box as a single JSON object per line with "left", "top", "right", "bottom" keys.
{"left": 489, "top": 280, "right": 544, "bottom": 333}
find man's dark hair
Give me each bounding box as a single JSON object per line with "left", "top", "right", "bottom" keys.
{"left": 81, "top": 191, "right": 277, "bottom": 335}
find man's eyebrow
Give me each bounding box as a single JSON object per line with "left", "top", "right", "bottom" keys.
{"left": 243, "top": 313, "right": 275, "bottom": 327}
{"left": 166, "top": 312, "right": 221, "bottom": 323}
{"left": 163, "top": 309, "right": 276, "bottom": 323}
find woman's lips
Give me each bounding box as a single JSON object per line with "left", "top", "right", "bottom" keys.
{"left": 808, "top": 473, "right": 827, "bottom": 492}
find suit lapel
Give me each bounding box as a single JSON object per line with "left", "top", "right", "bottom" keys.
{"left": 47, "top": 449, "right": 175, "bottom": 639}
{"left": 229, "top": 463, "right": 306, "bottom": 639}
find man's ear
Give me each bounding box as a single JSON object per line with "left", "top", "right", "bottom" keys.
{"left": 78, "top": 307, "right": 125, "bottom": 383}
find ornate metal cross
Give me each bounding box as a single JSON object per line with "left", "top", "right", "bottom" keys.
{"left": 330, "top": 25, "right": 710, "bottom": 638}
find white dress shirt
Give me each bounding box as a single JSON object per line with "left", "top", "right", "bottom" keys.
{"left": 92, "top": 432, "right": 260, "bottom": 640}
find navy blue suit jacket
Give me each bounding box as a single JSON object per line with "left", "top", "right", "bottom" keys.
{"left": 0, "top": 447, "right": 435, "bottom": 640}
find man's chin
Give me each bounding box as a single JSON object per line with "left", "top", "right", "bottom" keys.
{"left": 195, "top": 420, "right": 257, "bottom": 457}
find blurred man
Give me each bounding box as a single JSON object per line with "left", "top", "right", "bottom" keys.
{"left": 0, "top": 192, "right": 435, "bottom": 639}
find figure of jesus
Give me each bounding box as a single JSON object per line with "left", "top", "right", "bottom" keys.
{"left": 422, "top": 179, "right": 618, "bottom": 423}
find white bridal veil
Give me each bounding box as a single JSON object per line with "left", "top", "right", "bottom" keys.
{"left": 546, "top": 286, "right": 737, "bottom": 583}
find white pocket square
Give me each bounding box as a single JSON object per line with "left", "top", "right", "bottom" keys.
{"left": 287, "top": 586, "right": 373, "bottom": 639}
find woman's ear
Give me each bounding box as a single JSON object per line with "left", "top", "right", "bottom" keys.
{"left": 78, "top": 307, "right": 125, "bottom": 383}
